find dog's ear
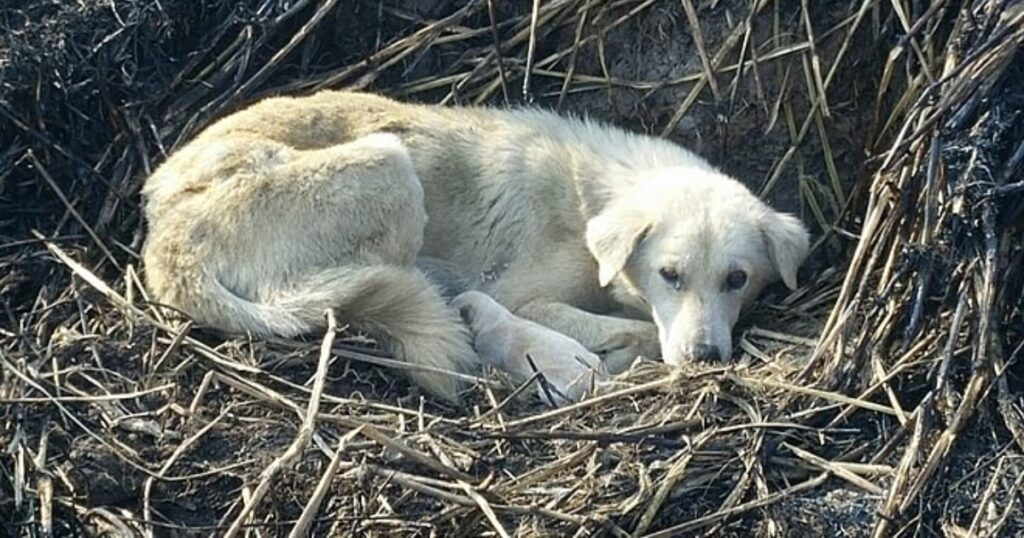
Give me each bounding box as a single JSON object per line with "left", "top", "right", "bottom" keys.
{"left": 761, "top": 211, "right": 810, "bottom": 290}
{"left": 586, "top": 207, "right": 651, "bottom": 287}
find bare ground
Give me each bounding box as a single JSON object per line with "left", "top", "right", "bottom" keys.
{"left": 2, "top": 1, "right": 1023, "bottom": 536}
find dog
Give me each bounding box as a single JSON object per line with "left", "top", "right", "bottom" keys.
{"left": 141, "top": 90, "right": 809, "bottom": 403}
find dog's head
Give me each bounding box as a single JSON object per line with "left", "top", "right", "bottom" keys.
{"left": 585, "top": 168, "right": 809, "bottom": 365}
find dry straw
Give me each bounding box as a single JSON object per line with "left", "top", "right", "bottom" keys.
{"left": 1, "top": 0, "right": 1022, "bottom": 536}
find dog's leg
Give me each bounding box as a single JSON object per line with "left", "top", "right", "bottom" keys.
{"left": 260, "top": 135, "right": 478, "bottom": 402}
{"left": 453, "top": 291, "right": 608, "bottom": 406}
{"left": 273, "top": 265, "right": 477, "bottom": 403}
{"left": 515, "top": 301, "right": 660, "bottom": 374}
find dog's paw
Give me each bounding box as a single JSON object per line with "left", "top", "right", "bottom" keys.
{"left": 594, "top": 323, "right": 660, "bottom": 374}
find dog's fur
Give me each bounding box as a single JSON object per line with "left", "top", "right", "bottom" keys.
{"left": 141, "top": 90, "right": 809, "bottom": 402}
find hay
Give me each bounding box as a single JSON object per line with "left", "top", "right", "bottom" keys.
{"left": 1, "top": 0, "right": 1022, "bottom": 536}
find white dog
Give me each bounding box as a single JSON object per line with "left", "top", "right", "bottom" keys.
{"left": 141, "top": 91, "right": 809, "bottom": 403}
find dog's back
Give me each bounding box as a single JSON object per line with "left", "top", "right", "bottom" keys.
{"left": 142, "top": 127, "right": 477, "bottom": 402}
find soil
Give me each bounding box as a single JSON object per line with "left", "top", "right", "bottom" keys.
{"left": 3, "top": 1, "right": 1018, "bottom": 536}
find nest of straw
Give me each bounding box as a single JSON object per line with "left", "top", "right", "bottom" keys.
{"left": 1, "top": 0, "right": 1022, "bottom": 536}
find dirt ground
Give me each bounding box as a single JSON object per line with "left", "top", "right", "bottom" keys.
{"left": 2, "top": 1, "right": 1022, "bottom": 536}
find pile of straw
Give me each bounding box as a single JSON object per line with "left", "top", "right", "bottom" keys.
{"left": 2, "top": 0, "right": 1021, "bottom": 535}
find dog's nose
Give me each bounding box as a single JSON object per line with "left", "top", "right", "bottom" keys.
{"left": 692, "top": 344, "right": 722, "bottom": 361}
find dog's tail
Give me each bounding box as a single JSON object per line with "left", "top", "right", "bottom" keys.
{"left": 201, "top": 265, "right": 477, "bottom": 403}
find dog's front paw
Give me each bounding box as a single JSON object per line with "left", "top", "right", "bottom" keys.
{"left": 595, "top": 324, "right": 660, "bottom": 374}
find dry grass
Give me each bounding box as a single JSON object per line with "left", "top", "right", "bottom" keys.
{"left": 1, "top": 0, "right": 1022, "bottom": 536}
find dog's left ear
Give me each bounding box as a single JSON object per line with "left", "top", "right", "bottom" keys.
{"left": 586, "top": 206, "right": 651, "bottom": 287}
{"left": 761, "top": 211, "right": 810, "bottom": 290}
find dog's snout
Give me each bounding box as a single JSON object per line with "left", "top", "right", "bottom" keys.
{"left": 692, "top": 344, "right": 722, "bottom": 361}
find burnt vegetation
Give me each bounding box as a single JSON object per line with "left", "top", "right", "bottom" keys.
{"left": 1, "top": 0, "right": 1023, "bottom": 536}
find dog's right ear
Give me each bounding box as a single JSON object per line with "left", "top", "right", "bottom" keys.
{"left": 585, "top": 206, "right": 651, "bottom": 287}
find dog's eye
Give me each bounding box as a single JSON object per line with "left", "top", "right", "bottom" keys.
{"left": 659, "top": 267, "right": 681, "bottom": 289}
{"left": 726, "top": 270, "right": 748, "bottom": 291}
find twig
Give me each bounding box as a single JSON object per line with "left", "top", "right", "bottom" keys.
{"left": 27, "top": 153, "right": 121, "bottom": 270}
{"left": 662, "top": 0, "right": 772, "bottom": 136}
{"left": 224, "top": 310, "right": 337, "bottom": 538}
{"left": 680, "top": 0, "right": 720, "bottom": 100}
{"left": 783, "top": 442, "right": 884, "bottom": 494}
{"left": 502, "top": 371, "right": 685, "bottom": 429}
{"left": 288, "top": 426, "right": 365, "bottom": 538}
{"left": 633, "top": 431, "right": 708, "bottom": 535}
{"left": 732, "top": 374, "right": 898, "bottom": 416}
{"left": 144, "top": 411, "right": 230, "bottom": 538}
{"left": 230, "top": 0, "right": 339, "bottom": 103}
{"left": 522, "top": 0, "right": 542, "bottom": 102}
{"left": 485, "top": 0, "right": 510, "bottom": 105}
{"left": 0, "top": 383, "right": 175, "bottom": 403}
{"left": 642, "top": 473, "right": 829, "bottom": 537}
